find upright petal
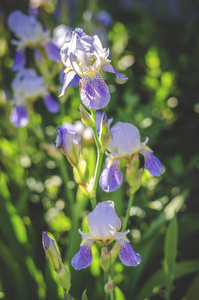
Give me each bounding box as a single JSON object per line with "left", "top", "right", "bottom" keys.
{"left": 44, "top": 41, "right": 61, "bottom": 62}
{"left": 80, "top": 71, "right": 110, "bottom": 110}
{"left": 102, "top": 62, "right": 128, "bottom": 80}
{"left": 99, "top": 158, "right": 123, "bottom": 192}
{"left": 71, "top": 241, "right": 93, "bottom": 270}
{"left": 141, "top": 150, "right": 163, "bottom": 176}
{"left": 118, "top": 239, "right": 141, "bottom": 267}
{"left": 44, "top": 94, "right": 60, "bottom": 113}
{"left": 87, "top": 201, "right": 121, "bottom": 241}
{"left": 12, "top": 48, "right": 26, "bottom": 71}
{"left": 10, "top": 104, "right": 29, "bottom": 127}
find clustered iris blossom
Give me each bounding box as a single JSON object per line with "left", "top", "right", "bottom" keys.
{"left": 60, "top": 28, "right": 127, "bottom": 110}
{"left": 8, "top": 10, "right": 60, "bottom": 71}
{"left": 10, "top": 68, "right": 60, "bottom": 127}
{"left": 71, "top": 201, "right": 141, "bottom": 270}
{"left": 99, "top": 122, "right": 163, "bottom": 192}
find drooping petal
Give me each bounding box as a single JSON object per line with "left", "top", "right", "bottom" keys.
{"left": 99, "top": 158, "right": 123, "bottom": 192}
{"left": 87, "top": 201, "right": 121, "bottom": 242}
{"left": 71, "top": 241, "right": 93, "bottom": 270}
{"left": 10, "top": 104, "right": 29, "bottom": 127}
{"left": 80, "top": 71, "right": 110, "bottom": 110}
{"left": 44, "top": 94, "right": 60, "bottom": 113}
{"left": 44, "top": 41, "right": 61, "bottom": 62}
{"left": 68, "top": 73, "right": 80, "bottom": 88}
{"left": 118, "top": 239, "right": 141, "bottom": 267}
{"left": 59, "top": 70, "right": 77, "bottom": 97}
{"left": 102, "top": 62, "right": 128, "bottom": 80}
{"left": 11, "top": 48, "right": 26, "bottom": 71}
{"left": 141, "top": 150, "right": 163, "bottom": 176}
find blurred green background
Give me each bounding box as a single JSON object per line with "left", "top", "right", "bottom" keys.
{"left": 0, "top": 0, "right": 199, "bottom": 299}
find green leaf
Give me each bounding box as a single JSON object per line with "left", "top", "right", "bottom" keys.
{"left": 136, "top": 260, "right": 199, "bottom": 300}
{"left": 185, "top": 272, "right": 199, "bottom": 300}
{"left": 164, "top": 214, "right": 178, "bottom": 296}
{"left": 115, "top": 286, "right": 126, "bottom": 300}
{"left": 81, "top": 289, "right": 88, "bottom": 300}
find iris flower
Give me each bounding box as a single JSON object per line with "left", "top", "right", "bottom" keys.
{"left": 60, "top": 28, "right": 127, "bottom": 110}
{"left": 71, "top": 201, "right": 141, "bottom": 270}
{"left": 99, "top": 122, "right": 163, "bottom": 192}
{"left": 7, "top": 10, "right": 60, "bottom": 71}
{"left": 10, "top": 68, "right": 59, "bottom": 127}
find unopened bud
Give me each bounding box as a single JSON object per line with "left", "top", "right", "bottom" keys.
{"left": 104, "top": 280, "right": 114, "bottom": 294}
{"left": 42, "top": 232, "right": 62, "bottom": 272}
{"left": 100, "top": 247, "right": 111, "bottom": 272}
{"left": 126, "top": 154, "right": 140, "bottom": 187}
{"left": 56, "top": 126, "right": 80, "bottom": 167}
{"left": 80, "top": 105, "right": 95, "bottom": 128}
{"left": 73, "top": 160, "right": 89, "bottom": 184}
{"left": 130, "top": 168, "right": 143, "bottom": 194}
{"left": 56, "top": 263, "right": 71, "bottom": 292}
{"left": 99, "top": 112, "right": 111, "bottom": 152}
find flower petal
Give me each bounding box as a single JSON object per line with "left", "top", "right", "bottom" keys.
{"left": 80, "top": 71, "right": 110, "bottom": 110}
{"left": 44, "top": 41, "right": 61, "bottom": 62}
{"left": 87, "top": 201, "right": 121, "bottom": 241}
{"left": 118, "top": 240, "right": 141, "bottom": 267}
{"left": 10, "top": 104, "right": 29, "bottom": 127}
{"left": 71, "top": 241, "right": 93, "bottom": 270}
{"left": 141, "top": 150, "right": 163, "bottom": 176}
{"left": 99, "top": 158, "right": 123, "bottom": 192}
{"left": 59, "top": 70, "right": 77, "bottom": 97}
{"left": 102, "top": 62, "right": 128, "bottom": 80}
{"left": 12, "top": 48, "right": 26, "bottom": 71}
{"left": 44, "top": 94, "right": 60, "bottom": 113}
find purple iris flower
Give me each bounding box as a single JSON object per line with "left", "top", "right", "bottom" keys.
{"left": 10, "top": 68, "right": 59, "bottom": 127}
{"left": 60, "top": 28, "right": 127, "bottom": 110}
{"left": 96, "top": 11, "right": 112, "bottom": 27}
{"left": 99, "top": 122, "right": 163, "bottom": 192}
{"left": 7, "top": 10, "right": 60, "bottom": 70}
{"left": 71, "top": 201, "right": 141, "bottom": 270}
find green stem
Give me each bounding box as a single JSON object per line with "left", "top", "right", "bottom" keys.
{"left": 122, "top": 192, "right": 134, "bottom": 232}
{"left": 90, "top": 110, "right": 105, "bottom": 208}
{"left": 64, "top": 289, "right": 71, "bottom": 300}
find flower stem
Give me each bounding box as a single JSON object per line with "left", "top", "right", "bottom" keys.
{"left": 64, "top": 289, "right": 70, "bottom": 300}
{"left": 122, "top": 192, "right": 134, "bottom": 232}
{"left": 90, "top": 110, "right": 105, "bottom": 208}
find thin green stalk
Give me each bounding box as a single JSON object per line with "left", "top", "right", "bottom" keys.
{"left": 89, "top": 110, "right": 105, "bottom": 208}
{"left": 122, "top": 192, "right": 134, "bottom": 232}
{"left": 64, "top": 289, "right": 71, "bottom": 300}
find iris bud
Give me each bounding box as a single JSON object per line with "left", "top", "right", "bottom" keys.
{"left": 56, "top": 263, "right": 71, "bottom": 292}
{"left": 42, "top": 232, "right": 62, "bottom": 272}
{"left": 126, "top": 154, "right": 139, "bottom": 187}
{"left": 104, "top": 280, "right": 114, "bottom": 294}
{"left": 80, "top": 105, "right": 95, "bottom": 128}
{"left": 100, "top": 247, "right": 111, "bottom": 272}
{"left": 99, "top": 111, "right": 111, "bottom": 152}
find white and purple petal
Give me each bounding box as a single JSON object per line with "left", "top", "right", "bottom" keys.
{"left": 11, "top": 48, "right": 26, "bottom": 71}
{"left": 80, "top": 71, "right": 110, "bottom": 110}
{"left": 71, "top": 241, "right": 93, "bottom": 270}
{"left": 99, "top": 158, "right": 123, "bottom": 193}
{"left": 141, "top": 150, "right": 163, "bottom": 176}
{"left": 10, "top": 104, "right": 29, "bottom": 127}
{"left": 44, "top": 94, "right": 60, "bottom": 113}
{"left": 102, "top": 62, "right": 128, "bottom": 80}
{"left": 44, "top": 41, "right": 61, "bottom": 62}
{"left": 87, "top": 201, "right": 121, "bottom": 241}
{"left": 59, "top": 70, "right": 77, "bottom": 97}
{"left": 118, "top": 240, "right": 141, "bottom": 267}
